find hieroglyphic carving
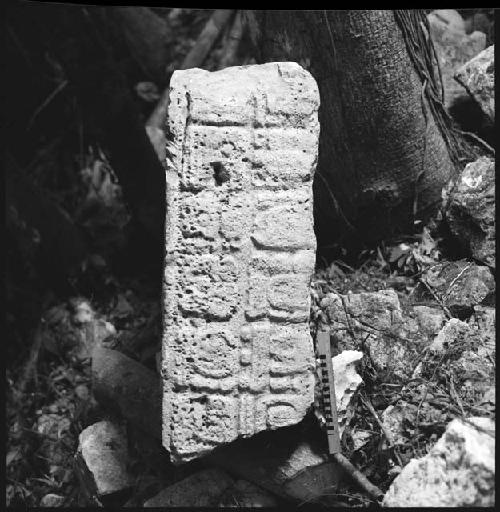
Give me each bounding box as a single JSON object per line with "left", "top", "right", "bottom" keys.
{"left": 163, "top": 63, "right": 320, "bottom": 463}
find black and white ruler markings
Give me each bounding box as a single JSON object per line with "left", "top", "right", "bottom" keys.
{"left": 316, "top": 331, "right": 341, "bottom": 455}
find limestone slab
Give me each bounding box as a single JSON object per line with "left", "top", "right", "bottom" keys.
{"left": 383, "top": 417, "right": 495, "bottom": 507}
{"left": 162, "top": 63, "right": 319, "bottom": 463}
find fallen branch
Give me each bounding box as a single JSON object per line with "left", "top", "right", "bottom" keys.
{"left": 331, "top": 453, "right": 384, "bottom": 503}
{"left": 360, "top": 393, "right": 404, "bottom": 467}
{"left": 146, "top": 9, "right": 234, "bottom": 160}
{"left": 217, "top": 10, "right": 244, "bottom": 70}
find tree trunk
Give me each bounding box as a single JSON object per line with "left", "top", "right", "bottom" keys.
{"left": 246, "top": 10, "right": 456, "bottom": 251}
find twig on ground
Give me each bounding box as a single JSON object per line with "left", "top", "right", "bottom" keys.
{"left": 418, "top": 277, "right": 452, "bottom": 319}
{"left": 26, "top": 80, "right": 68, "bottom": 130}
{"left": 443, "top": 261, "right": 472, "bottom": 300}
{"left": 360, "top": 394, "right": 403, "bottom": 467}
{"left": 415, "top": 351, "right": 446, "bottom": 434}
{"left": 15, "top": 325, "right": 45, "bottom": 399}
{"left": 331, "top": 452, "right": 384, "bottom": 503}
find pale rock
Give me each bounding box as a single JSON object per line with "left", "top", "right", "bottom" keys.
{"left": 381, "top": 402, "right": 418, "bottom": 446}
{"left": 455, "top": 45, "right": 495, "bottom": 122}
{"left": 321, "top": 289, "right": 418, "bottom": 381}
{"left": 78, "top": 421, "right": 132, "bottom": 496}
{"left": 40, "top": 494, "right": 65, "bottom": 507}
{"left": 428, "top": 12, "right": 486, "bottom": 109}
{"left": 351, "top": 429, "right": 373, "bottom": 451}
{"left": 446, "top": 157, "right": 495, "bottom": 268}
{"left": 331, "top": 350, "right": 363, "bottom": 436}
{"left": 419, "top": 259, "right": 495, "bottom": 317}
{"left": 428, "top": 10, "right": 466, "bottom": 35}
{"left": 72, "top": 299, "right": 95, "bottom": 324}
{"left": 412, "top": 305, "right": 446, "bottom": 336}
{"left": 383, "top": 417, "right": 495, "bottom": 507}
{"left": 429, "top": 317, "right": 470, "bottom": 353}
{"left": 162, "top": 62, "right": 320, "bottom": 463}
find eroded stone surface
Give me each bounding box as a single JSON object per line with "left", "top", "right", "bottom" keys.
{"left": 163, "top": 63, "right": 319, "bottom": 463}
{"left": 428, "top": 12, "right": 486, "bottom": 109}
{"left": 320, "top": 290, "right": 417, "bottom": 381}
{"left": 445, "top": 157, "right": 495, "bottom": 268}
{"left": 455, "top": 45, "right": 495, "bottom": 122}
{"left": 418, "top": 260, "right": 495, "bottom": 317}
{"left": 78, "top": 421, "right": 132, "bottom": 496}
{"left": 383, "top": 417, "right": 495, "bottom": 507}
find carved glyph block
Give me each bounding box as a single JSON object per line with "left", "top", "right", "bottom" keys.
{"left": 163, "top": 62, "right": 320, "bottom": 463}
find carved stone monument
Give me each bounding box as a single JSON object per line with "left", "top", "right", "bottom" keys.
{"left": 163, "top": 62, "right": 320, "bottom": 463}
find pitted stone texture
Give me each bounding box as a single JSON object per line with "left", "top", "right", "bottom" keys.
{"left": 383, "top": 417, "right": 495, "bottom": 507}
{"left": 428, "top": 12, "right": 486, "bottom": 110}
{"left": 455, "top": 45, "right": 495, "bottom": 122}
{"left": 446, "top": 157, "right": 495, "bottom": 268}
{"left": 163, "top": 63, "right": 319, "bottom": 463}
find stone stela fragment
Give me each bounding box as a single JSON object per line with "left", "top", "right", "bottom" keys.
{"left": 163, "top": 62, "right": 320, "bottom": 463}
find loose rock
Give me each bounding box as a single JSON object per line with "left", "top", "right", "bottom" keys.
{"left": 331, "top": 350, "right": 363, "bottom": 436}
{"left": 419, "top": 260, "right": 495, "bottom": 317}
{"left": 455, "top": 45, "right": 495, "bottom": 122}
{"left": 412, "top": 305, "right": 447, "bottom": 336}
{"left": 445, "top": 157, "right": 495, "bottom": 268}
{"left": 40, "top": 493, "right": 65, "bottom": 507}
{"left": 428, "top": 10, "right": 466, "bottom": 35}
{"left": 428, "top": 11, "right": 486, "bottom": 109}
{"left": 321, "top": 290, "right": 419, "bottom": 381}
{"left": 383, "top": 417, "right": 495, "bottom": 507}
{"left": 78, "top": 420, "right": 132, "bottom": 496}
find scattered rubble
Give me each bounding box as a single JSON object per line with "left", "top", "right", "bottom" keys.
{"left": 144, "top": 468, "right": 234, "bottom": 507}
{"left": 445, "top": 157, "right": 495, "bottom": 268}
{"left": 163, "top": 62, "right": 320, "bottom": 463}
{"left": 428, "top": 10, "right": 486, "bottom": 109}
{"left": 77, "top": 421, "right": 132, "bottom": 496}
{"left": 383, "top": 417, "right": 495, "bottom": 507}
{"left": 428, "top": 9, "right": 466, "bottom": 35}
{"left": 412, "top": 305, "right": 446, "bottom": 336}
{"left": 455, "top": 45, "right": 495, "bottom": 122}
{"left": 418, "top": 260, "right": 495, "bottom": 317}
{"left": 40, "top": 493, "right": 65, "bottom": 507}
{"left": 428, "top": 317, "right": 470, "bottom": 353}
{"left": 381, "top": 310, "right": 495, "bottom": 453}
{"left": 321, "top": 289, "right": 420, "bottom": 381}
